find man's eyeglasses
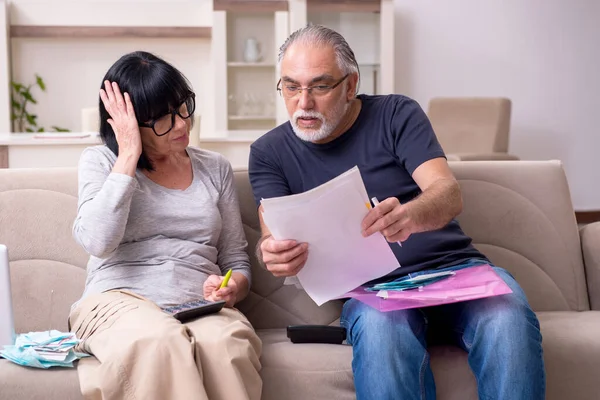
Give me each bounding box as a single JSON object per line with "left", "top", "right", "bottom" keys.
{"left": 139, "top": 93, "right": 196, "bottom": 136}
{"left": 277, "top": 74, "right": 349, "bottom": 99}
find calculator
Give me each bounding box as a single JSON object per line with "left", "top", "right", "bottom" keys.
{"left": 162, "top": 299, "right": 226, "bottom": 322}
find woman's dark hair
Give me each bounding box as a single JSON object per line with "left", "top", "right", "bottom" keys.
{"left": 98, "top": 51, "right": 194, "bottom": 171}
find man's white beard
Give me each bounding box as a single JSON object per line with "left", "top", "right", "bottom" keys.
{"left": 291, "top": 99, "right": 350, "bottom": 143}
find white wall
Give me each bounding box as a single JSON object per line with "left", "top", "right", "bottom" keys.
{"left": 394, "top": 0, "right": 600, "bottom": 210}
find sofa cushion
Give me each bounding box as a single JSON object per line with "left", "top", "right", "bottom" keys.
{"left": 539, "top": 311, "right": 600, "bottom": 400}
{"left": 259, "top": 329, "right": 355, "bottom": 400}
{"left": 0, "top": 360, "right": 82, "bottom": 400}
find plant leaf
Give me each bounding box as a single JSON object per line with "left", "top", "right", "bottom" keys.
{"left": 26, "top": 128, "right": 34, "bottom": 132}
{"left": 52, "top": 126, "right": 70, "bottom": 132}
{"left": 11, "top": 82, "right": 23, "bottom": 92}
{"left": 26, "top": 113, "right": 37, "bottom": 126}
{"left": 22, "top": 90, "right": 37, "bottom": 104}
{"left": 35, "top": 75, "right": 46, "bottom": 91}
{"left": 11, "top": 100, "right": 21, "bottom": 110}
{"left": 11, "top": 113, "right": 17, "bottom": 121}
{"left": 37, "top": 127, "right": 44, "bottom": 132}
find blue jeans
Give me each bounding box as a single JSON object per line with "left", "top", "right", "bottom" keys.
{"left": 340, "top": 265, "right": 545, "bottom": 400}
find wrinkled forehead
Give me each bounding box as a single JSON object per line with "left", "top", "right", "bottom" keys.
{"left": 281, "top": 43, "right": 343, "bottom": 83}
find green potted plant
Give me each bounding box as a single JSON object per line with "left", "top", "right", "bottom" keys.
{"left": 11, "top": 74, "right": 70, "bottom": 133}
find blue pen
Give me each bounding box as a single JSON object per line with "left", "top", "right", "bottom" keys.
{"left": 371, "top": 197, "right": 403, "bottom": 247}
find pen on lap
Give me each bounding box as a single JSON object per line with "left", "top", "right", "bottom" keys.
{"left": 371, "top": 197, "right": 403, "bottom": 248}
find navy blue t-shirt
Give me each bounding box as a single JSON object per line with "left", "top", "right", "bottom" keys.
{"left": 248, "top": 94, "right": 487, "bottom": 278}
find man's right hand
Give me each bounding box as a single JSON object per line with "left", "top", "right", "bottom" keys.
{"left": 260, "top": 235, "right": 309, "bottom": 277}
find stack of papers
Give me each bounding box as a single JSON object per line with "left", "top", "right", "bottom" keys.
{"left": 342, "top": 264, "right": 513, "bottom": 312}
{"left": 364, "top": 270, "right": 457, "bottom": 292}
{"left": 260, "top": 166, "right": 400, "bottom": 306}
{"left": 0, "top": 330, "right": 89, "bottom": 368}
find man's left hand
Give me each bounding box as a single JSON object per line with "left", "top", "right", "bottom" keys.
{"left": 361, "top": 197, "right": 415, "bottom": 243}
{"left": 203, "top": 274, "right": 239, "bottom": 308}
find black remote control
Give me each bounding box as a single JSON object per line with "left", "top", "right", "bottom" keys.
{"left": 162, "top": 299, "right": 226, "bottom": 322}
{"left": 287, "top": 325, "right": 347, "bottom": 344}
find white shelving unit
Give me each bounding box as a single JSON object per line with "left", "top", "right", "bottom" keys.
{"left": 211, "top": 4, "right": 290, "bottom": 136}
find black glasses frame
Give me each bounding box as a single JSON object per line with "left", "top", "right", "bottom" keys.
{"left": 139, "top": 92, "right": 196, "bottom": 137}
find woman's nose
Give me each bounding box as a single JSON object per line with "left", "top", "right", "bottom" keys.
{"left": 174, "top": 114, "right": 187, "bottom": 129}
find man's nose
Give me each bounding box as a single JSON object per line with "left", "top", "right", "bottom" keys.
{"left": 297, "top": 89, "right": 315, "bottom": 110}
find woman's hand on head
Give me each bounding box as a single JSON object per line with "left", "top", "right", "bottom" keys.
{"left": 203, "top": 274, "right": 238, "bottom": 308}
{"left": 100, "top": 80, "right": 142, "bottom": 159}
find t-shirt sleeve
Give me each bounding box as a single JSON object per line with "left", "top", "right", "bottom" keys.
{"left": 248, "top": 143, "right": 291, "bottom": 207}
{"left": 391, "top": 97, "right": 447, "bottom": 176}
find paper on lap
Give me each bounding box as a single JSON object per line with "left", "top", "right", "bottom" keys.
{"left": 260, "top": 166, "right": 400, "bottom": 306}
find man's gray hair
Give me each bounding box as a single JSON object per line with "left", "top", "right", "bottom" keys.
{"left": 278, "top": 24, "right": 360, "bottom": 78}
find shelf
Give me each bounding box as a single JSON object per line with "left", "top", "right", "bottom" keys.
{"left": 199, "top": 130, "right": 265, "bottom": 143}
{"left": 0, "top": 133, "right": 102, "bottom": 146}
{"left": 307, "top": 0, "right": 381, "bottom": 13}
{"left": 227, "top": 62, "right": 275, "bottom": 67}
{"left": 228, "top": 115, "right": 276, "bottom": 121}
{"left": 10, "top": 26, "right": 212, "bottom": 39}
{"left": 214, "top": 0, "right": 288, "bottom": 12}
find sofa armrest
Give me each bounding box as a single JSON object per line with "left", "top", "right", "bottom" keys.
{"left": 581, "top": 222, "right": 600, "bottom": 310}
{"left": 446, "top": 152, "right": 520, "bottom": 161}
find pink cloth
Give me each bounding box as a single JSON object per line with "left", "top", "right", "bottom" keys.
{"left": 342, "top": 264, "right": 513, "bottom": 312}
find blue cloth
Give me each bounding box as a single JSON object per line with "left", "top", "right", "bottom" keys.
{"left": 0, "top": 330, "right": 89, "bottom": 369}
{"left": 249, "top": 94, "right": 487, "bottom": 278}
{"left": 340, "top": 265, "right": 545, "bottom": 399}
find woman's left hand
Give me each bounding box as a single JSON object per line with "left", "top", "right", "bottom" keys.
{"left": 203, "top": 274, "right": 238, "bottom": 308}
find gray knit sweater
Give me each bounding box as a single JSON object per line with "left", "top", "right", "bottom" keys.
{"left": 72, "top": 145, "right": 251, "bottom": 308}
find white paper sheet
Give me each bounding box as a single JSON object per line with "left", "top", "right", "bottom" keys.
{"left": 260, "top": 166, "right": 400, "bottom": 306}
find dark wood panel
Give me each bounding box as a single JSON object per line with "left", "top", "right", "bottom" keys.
{"left": 0, "top": 146, "right": 7, "bottom": 168}
{"left": 576, "top": 211, "right": 600, "bottom": 225}
{"left": 10, "top": 26, "right": 212, "bottom": 39}
{"left": 307, "top": 0, "right": 380, "bottom": 13}
{"left": 214, "top": 0, "right": 288, "bottom": 12}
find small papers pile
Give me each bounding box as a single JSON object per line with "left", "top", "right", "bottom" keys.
{"left": 0, "top": 330, "right": 89, "bottom": 368}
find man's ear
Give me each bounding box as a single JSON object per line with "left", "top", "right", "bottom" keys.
{"left": 347, "top": 72, "right": 359, "bottom": 100}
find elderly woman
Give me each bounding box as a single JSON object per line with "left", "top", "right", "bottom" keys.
{"left": 68, "top": 51, "right": 262, "bottom": 400}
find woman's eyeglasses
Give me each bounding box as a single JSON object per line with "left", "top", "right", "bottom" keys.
{"left": 139, "top": 93, "right": 196, "bottom": 136}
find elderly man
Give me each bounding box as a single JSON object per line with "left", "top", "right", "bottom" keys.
{"left": 248, "top": 25, "right": 545, "bottom": 400}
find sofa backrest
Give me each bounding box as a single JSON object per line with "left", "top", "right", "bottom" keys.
{"left": 0, "top": 159, "right": 589, "bottom": 334}
{"left": 0, "top": 168, "right": 87, "bottom": 333}
{"left": 449, "top": 160, "right": 588, "bottom": 312}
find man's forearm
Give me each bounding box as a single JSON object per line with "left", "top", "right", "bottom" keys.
{"left": 406, "top": 178, "right": 463, "bottom": 232}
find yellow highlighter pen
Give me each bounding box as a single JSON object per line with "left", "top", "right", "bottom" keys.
{"left": 219, "top": 269, "right": 233, "bottom": 289}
